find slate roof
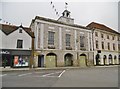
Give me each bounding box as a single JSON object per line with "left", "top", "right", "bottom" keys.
{"left": 87, "top": 22, "right": 120, "bottom": 35}
{"left": 31, "top": 16, "right": 90, "bottom": 30}
{"left": 0, "top": 24, "right": 35, "bottom": 38}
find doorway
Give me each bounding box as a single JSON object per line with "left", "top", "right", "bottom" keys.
{"left": 64, "top": 53, "right": 73, "bottom": 66}
{"left": 79, "top": 54, "right": 87, "bottom": 67}
{"left": 103, "top": 55, "right": 107, "bottom": 65}
{"left": 46, "top": 53, "right": 57, "bottom": 68}
{"left": 95, "top": 54, "right": 100, "bottom": 65}
{"left": 38, "top": 55, "right": 44, "bottom": 67}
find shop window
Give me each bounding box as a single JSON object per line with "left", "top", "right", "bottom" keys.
{"left": 14, "top": 56, "right": 29, "bottom": 67}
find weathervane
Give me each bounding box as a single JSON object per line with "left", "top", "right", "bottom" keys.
{"left": 65, "top": 2, "right": 68, "bottom": 10}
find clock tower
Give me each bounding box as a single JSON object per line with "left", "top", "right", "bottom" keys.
{"left": 58, "top": 10, "right": 74, "bottom": 24}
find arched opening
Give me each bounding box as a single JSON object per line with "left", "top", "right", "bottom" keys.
{"left": 64, "top": 53, "right": 73, "bottom": 66}
{"left": 79, "top": 54, "right": 87, "bottom": 67}
{"left": 119, "top": 55, "right": 120, "bottom": 64}
{"left": 114, "top": 55, "right": 117, "bottom": 65}
{"left": 109, "top": 54, "right": 113, "bottom": 65}
{"left": 103, "top": 55, "right": 107, "bottom": 65}
{"left": 46, "top": 53, "right": 57, "bottom": 68}
{"left": 95, "top": 54, "right": 100, "bottom": 65}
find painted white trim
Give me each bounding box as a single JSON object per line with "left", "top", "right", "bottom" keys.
{"left": 40, "top": 24, "right": 44, "bottom": 49}
{"left": 87, "top": 32, "right": 90, "bottom": 51}
{"left": 74, "top": 30, "right": 77, "bottom": 50}
{"left": 35, "top": 20, "right": 91, "bottom": 32}
{"left": 66, "top": 29, "right": 70, "bottom": 32}
{"left": 35, "top": 22, "right": 38, "bottom": 49}
{"left": 80, "top": 32, "right": 85, "bottom": 34}
{"left": 90, "top": 33, "right": 93, "bottom": 51}
{"left": 49, "top": 26, "right": 55, "bottom": 29}
{"left": 59, "top": 27, "right": 62, "bottom": 50}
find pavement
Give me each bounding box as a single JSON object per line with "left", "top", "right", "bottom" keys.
{"left": 0, "top": 65, "right": 119, "bottom": 72}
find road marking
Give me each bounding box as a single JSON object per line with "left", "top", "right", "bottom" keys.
{"left": 42, "top": 71, "right": 61, "bottom": 77}
{"left": 40, "top": 76, "right": 58, "bottom": 78}
{"left": 34, "top": 72, "right": 44, "bottom": 74}
{"left": 58, "top": 70, "right": 66, "bottom": 78}
{"left": 18, "top": 73, "right": 32, "bottom": 77}
{"left": 0, "top": 74, "right": 7, "bottom": 77}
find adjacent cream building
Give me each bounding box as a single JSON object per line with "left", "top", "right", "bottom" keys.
{"left": 87, "top": 22, "right": 120, "bottom": 66}
{"left": 30, "top": 10, "right": 94, "bottom": 68}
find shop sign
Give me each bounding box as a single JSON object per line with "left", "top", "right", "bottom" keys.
{"left": 0, "top": 51, "right": 10, "bottom": 54}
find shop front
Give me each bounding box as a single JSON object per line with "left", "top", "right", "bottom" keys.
{"left": 11, "top": 50, "right": 31, "bottom": 68}
{"left": 1, "top": 49, "right": 31, "bottom": 68}
{"left": 0, "top": 50, "right": 11, "bottom": 67}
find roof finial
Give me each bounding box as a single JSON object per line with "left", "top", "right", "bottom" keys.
{"left": 20, "top": 23, "right": 23, "bottom": 28}
{"left": 65, "top": 2, "right": 68, "bottom": 10}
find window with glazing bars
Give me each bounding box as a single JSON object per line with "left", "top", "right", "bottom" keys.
{"left": 80, "top": 35, "right": 85, "bottom": 48}
{"left": 96, "top": 40, "right": 99, "bottom": 49}
{"left": 66, "top": 34, "right": 71, "bottom": 46}
{"left": 108, "top": 42, "right": 110, "bottom": 50}
{"left": 48, "top": 31, "right": 55, "bottom": 45}
{"left": 17, "top": 40, "right": 23, "bottom": 48}
{"left": 113, "top": 43, "right": 115, "bottom": 50}
{"left": 102, "top": 41, "right": 104, "bottom": 49}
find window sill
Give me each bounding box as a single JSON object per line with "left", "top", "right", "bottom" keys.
{"left": 66, "top": 46, "right": 72, "bottom": 50}
{"left": 48, "top": 45, "right": 55, "bottom": 49}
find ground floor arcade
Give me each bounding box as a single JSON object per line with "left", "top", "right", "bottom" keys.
{"left": 33, "top": 50, "right": 94, "bottom": 68}
{"left": 94, "top": 51, "right": 120, "bottom": 66}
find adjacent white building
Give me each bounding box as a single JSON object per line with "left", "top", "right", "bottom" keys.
{"left": 87, "top": 22, "right": 120, "bottom": 65}
{"left": 0, "top": 24, "right": 34, "bottom": 67}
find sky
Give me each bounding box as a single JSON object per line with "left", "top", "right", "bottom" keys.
{"left": 0, "top": 0, "right": 119, "bottom": 32}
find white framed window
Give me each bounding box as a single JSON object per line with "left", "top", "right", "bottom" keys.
{"left": 66, "top": 34, "right": 71, "bottom": 46}
{"left": 17, "top": 39, "right": 23, "bottom": 48}
{"left": 48, "top": 31, "right": 55, "bottom": 45}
